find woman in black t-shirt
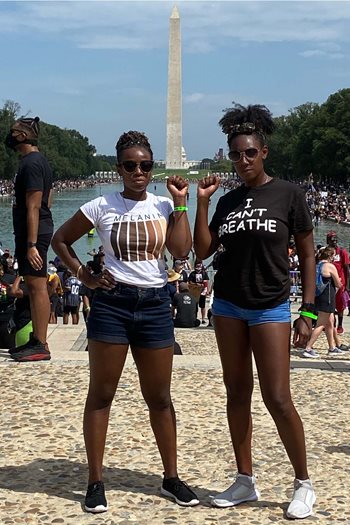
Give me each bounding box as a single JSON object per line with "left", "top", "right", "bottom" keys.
{"left": 194, "top": 104, "right": 316, "bottom": 520}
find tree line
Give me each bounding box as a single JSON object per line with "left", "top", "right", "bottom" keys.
{"left": 0, "top": 101, "right": 114, "bottom": 180}
{"left": 203, "top": 88, "right": 350, "bottom": 184}
{"left": 1, "top": 88, "right": 350, "bottom": 182}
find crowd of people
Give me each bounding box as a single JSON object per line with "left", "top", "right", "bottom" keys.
{"left": 0, "top": 177, "right": 106, "bottom": 197}
{"left": 1, "top": 105, "right": 350, "bottom": 520}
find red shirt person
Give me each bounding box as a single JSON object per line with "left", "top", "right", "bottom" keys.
{"left": 326, "top": 231, "right": 349, "bottom": 334}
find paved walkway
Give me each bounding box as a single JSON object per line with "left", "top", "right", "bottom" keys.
{"left": 0, "top": 307, "right": 349, "bottom": 524}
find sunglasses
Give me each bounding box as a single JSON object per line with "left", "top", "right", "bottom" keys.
{"left": 120, "top": 160, "right": 154, "bottom": 173}
{"left": 228, "top": 148, "right": 260, "bottom": 163}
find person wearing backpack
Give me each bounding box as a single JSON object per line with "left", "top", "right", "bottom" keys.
{"left": 303, "top": 247, "right": 343, "bottom": 358}
{"left": 326, "top": 231, "right": 349, "bottom": 335}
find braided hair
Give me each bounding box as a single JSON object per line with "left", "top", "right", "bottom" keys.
{"left": 116, "top": 131, "right": 153, "bottom": 163}
{"left": 12, "top": 116, "right": 40, "bottom": 143}
{"left": 219, "top": 103, "right": 275, "bottom": 147}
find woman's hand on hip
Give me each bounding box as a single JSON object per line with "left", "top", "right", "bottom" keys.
{"left": 81, "top": 268, "right": 116, "bottom": 290}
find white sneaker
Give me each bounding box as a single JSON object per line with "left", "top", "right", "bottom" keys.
{"left": 211, "top": 473, "right": 260, "bottom": 507}
{"left": 303, "top": 349, "right": 319, "bottom": 358}
{"left": 286, "top": 478, "right": 316, "bottom": 519}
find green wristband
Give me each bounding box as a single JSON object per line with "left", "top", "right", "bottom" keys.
{"left": 300, "top": 311, "right": 318, "bottom": 320}
{"left": 173, "top": 206, "right": 188, "bottom": 212}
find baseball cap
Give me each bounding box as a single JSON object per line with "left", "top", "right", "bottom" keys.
{"left": 47, "top": 265, "right": 57, "bottom": 275}
{"left": 326, "top": 230, "right": 337, "bottom": 240}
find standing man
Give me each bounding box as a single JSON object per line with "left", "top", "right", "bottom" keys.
{"left": 326, "top": 231, "right": 349, "bottom": 335}
{"left": 188, "top": 261, "right": 209, "bottom": 324}
{"left": 62, "top": 269, "right": 81, "bottom": 325}
{"left": 5, "top": 116, "right": 53, "bottom": 361}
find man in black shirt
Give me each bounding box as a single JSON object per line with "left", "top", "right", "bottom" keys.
{"left": 173, "top": 282, "right": 200, "bottom": 328}
{"left": 5, "top": 116, "right": 53, "bottom": 361}
{"left": 188, "top": 262, "right": 209, "bottom": 324}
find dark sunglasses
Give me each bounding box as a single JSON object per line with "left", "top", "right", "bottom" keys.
{"left": 228, "top": 148, "right": 260, "bottom": 163}
{"left": 120, "top": 160, "right": 154, "bottom": 173}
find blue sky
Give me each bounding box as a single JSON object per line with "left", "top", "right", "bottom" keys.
{"left": 1, "top": 1, "right": 350, "bottom": 161}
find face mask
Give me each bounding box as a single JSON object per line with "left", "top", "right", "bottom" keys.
{"left": 4, "top": 132, "right": 21, "bottom": 151}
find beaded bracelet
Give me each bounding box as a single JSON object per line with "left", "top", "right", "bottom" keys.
{"left": 173, "top": 206, "right": 188, "bottom": 212}
{"left": 300, "top": 311, "right": 318, "bottom": 320}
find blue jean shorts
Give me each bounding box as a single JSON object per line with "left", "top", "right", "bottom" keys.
{"left": 212, "top": 297, "right": 291, "bottom": 326}
{"left": 87, "top": 283, "right": 174, "bottom": 348}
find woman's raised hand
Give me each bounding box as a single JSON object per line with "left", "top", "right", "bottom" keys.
{"left": 197, "top": 175, "right": 221, "bottom": 200}
{"left": 166, "top": 176, "right": 189, "bottom": 199}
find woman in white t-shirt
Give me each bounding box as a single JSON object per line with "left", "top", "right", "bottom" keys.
{"left": 52, "top": 131, "right": 198, "bottom": 513}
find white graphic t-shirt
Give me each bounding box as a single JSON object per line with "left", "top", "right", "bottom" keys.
{"left": 80, "top": 192, "right": 173, "bottom": 287}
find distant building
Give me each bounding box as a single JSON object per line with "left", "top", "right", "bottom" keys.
{"left": 214, "top": 148, "right": 226, "bottom": 162}
{"left": 181, "top": 146, "right": 199, "bottom": 169}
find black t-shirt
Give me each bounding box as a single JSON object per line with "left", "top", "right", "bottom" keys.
{"left": 13, "top": 151, "right": 53, "bottom": 237}
{"left": 173, "top": 291, "right": 198, "bottom": 327}
{"left": 175, "top": 269, "right": 188, "bottom": 283}
{"left": 209, "top": 179, "right": 313, "bottom": 309}
{"left": 188, "top": 270, "right": 209, "bottom": 285}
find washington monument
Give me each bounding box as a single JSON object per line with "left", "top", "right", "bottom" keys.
{"left": 166, "top": 6, "right": 182, "bottom": 169}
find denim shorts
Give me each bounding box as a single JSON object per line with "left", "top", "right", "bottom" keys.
{"left": 212, "top": 297, "right": 291, "bottom": 326}
{"left": 87, "top": 283, "right": 174, "bottom": 348}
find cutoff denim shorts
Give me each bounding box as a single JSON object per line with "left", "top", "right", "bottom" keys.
{"left": 212, "top": 297, "right": 291, "bottom": 326}
{"left": 87, "top": 283, "right": 175, "bottom": 348}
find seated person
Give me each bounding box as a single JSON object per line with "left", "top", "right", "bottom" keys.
{"left": 9, "top": 276, "right": 32, "bottom": 349}
{"left": 0, "top": 259, "right": 16, "bottom": 348}
{"left": 167, "top": 268, "right": 180, "bottom": 299}
{"left": 172, "top": 282, "right": 200, "bottom": 328}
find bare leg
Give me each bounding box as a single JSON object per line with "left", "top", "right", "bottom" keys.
{"left": 131, "top": 345, "right": 177, "bottom": 478}
{"left": 25, "top": 275, "right": 50, "bottom": 343}
{"left": 306, "top": 311, "right": 331, "bottom": 348}
{"left": 251, "top": 323, "right": 309, "bottom": 480}
{"left": 214, "top": 316, "right": 253, "bottom": 475}
{"left": 324, "top": 313, "right": 335, "bottom": 349}
{"left": 83, "top": 340, "right": 128, "bottom": 483}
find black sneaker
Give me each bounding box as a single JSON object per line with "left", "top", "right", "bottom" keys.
{"left": 10, "top": 336, "right": 51, "bottom": 362}
{"left": 339, "top": 344, "right": 349, "bottom": 351}
{"left": 161, "top": 476, "right": 199, "bottom": 506}
{"left": 9, "top": 332, "right": 35, "bottom": 355}
{"left": 84, "top": 481, "right": 108, "bottom": 513}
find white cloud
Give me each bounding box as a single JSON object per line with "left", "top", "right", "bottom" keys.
{"left": 299, "top": 48, "right": 345, "bottom": 59}
{"left": 184, "top": 93, "right": 205, "bottom": 103}
{"left": 2, "top": 1, "right": 350, "bottom": 50}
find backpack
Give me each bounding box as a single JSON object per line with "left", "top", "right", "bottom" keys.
{"left": 315, "top": 262, "right": 330, "bottom": 297}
